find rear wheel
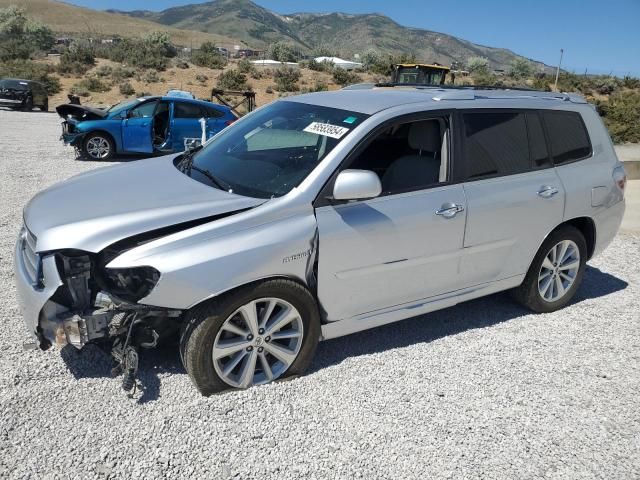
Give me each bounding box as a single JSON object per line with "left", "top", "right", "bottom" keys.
{"left": 22, "top": 96, "right": 33, "bottom": 111}
{"left": 41, "top": 98, "right": 48, "bottom": 111}
{"left": 83, "top": 132, "right": 114, "bottom": 160}
{"left": 180, "top": 279, "right": 320, "bottom": 396}
{"left": 512, "top": 225, "right": 587, "bottom": 313}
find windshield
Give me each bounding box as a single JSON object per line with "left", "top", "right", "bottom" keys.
{"left": 396, "top": 67, "right": 446, "bottom": 85}
{"left": 0, "top": 79, "right": 29, "bottom": 90}
{"left": 184, "top": 101, "right": 368, "bottom": 198}
{"left": 107, "top": 98, "right": 144, "bottom": 113}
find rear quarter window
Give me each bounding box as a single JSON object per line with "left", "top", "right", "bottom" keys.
{"left": 542, "top": 111, "right": 592, "bottom": 164}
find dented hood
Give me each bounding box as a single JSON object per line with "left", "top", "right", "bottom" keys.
{"left": 24, "top": 155, "right": 265, "bottom": 252}
{"left": 56, "top": 104, "right": 109, "bottom": 121}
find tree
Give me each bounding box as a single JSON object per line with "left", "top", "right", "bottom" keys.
{"left": 0, "top": 6, "right": 53, "bottom": 61}
{"left": 192, "top": 41, "right": 226, "bottom": 69}
{"left": 509, "top": 58, "right": 534, "bottom": 79}
{"left": 466, "top": 56, "right": 489, "bottom": 74}
{"left": 268, "top": 42, "right": 297, "bottom": 62}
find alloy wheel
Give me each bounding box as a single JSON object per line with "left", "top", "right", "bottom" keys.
{"left": 86, "top": 137, "right": 111, "bottom": 159}
{"left": 538, "top": 239, "right": 580, "bottom": 302}
{"left": 212, "top": 297, "right": 304, "bottom": 388}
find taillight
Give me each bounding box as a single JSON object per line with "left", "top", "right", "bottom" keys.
{"left": 613, "top": 165, "right": 627, "bottom": 193}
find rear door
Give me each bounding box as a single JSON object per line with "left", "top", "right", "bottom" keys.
{"left": 171, "top": 101, "right": 206, "bottom": 151}
{"left": 457, "top": 110, "right": 565, "bottom": 286}
{"left": 122, "top": 99, "right": 157, "bottom": 153}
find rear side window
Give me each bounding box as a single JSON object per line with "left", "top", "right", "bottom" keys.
{"left": 174, "top": 102, "right": 204, "bottom": 119}
{"left": 542, "top": 111, "right": 591, "bottom": 164}
{"left": 463, "top": 112, "right": 529, "bottom": 179}
{"left": 204, "top": 105, "right": 224, "bottom": 118}
{"left": 526, "top": 112, "right": 551, "bottom": 168}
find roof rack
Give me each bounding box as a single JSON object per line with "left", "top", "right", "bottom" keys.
{"left": 342, "top": 83, "right": 587, "bottom": 104}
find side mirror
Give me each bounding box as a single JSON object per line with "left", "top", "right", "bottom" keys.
{"left": 332, "top": 169, "right": 382, "bottom": 201}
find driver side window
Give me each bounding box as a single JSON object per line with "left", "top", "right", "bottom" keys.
{"left": 128, "top": 100, "right": 158, "bottom": 119}
{"left": 346, "top": 115, "right": 450, "bottom": 196}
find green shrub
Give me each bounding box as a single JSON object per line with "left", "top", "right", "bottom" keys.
{"left": 268, "top": 42, "right": 297, "bottom": 62}
{"left": 466, "top": 56, "right": 490, "bottom": 75}
{"left": 0, "top": 6, "right": 53, "bottom": 61}
{"left": 195, "top": 73, "right": 208, "bottom": 83}
{"left": 192, "top": 42, "right": 226, "bottom": 69}
{"left": 94, "top": 65, "right": 112, "bottom": 77}
{"left": 72, "top": 77, "right": 110, "bottom": 95}
{"left": 143, "top": 70, "right": 161, "bottom": 83}
{"left": 0, "top": 59, "right": 60, "bottom": 93}
{"left": 98, "top": 33, "right": 176, "bottom": 71}
{"left": 216, "top": 69, "right": 248, "bottom": 90}
{"left": 593, "top": 76, "right": 618, "bottom": 95}
{"left": 332, "top": 68, "right": 361, "bottom": 86}
{"left": 274, "top": 67, "right": 301, "bottom": 91}
{"left": 119, "top": 81, "right": 135, "bottom": 96}
{"left": 110, "top": 66, "right": 135, "bottom": 83}
{"left": 599, "top": 91, "right": 640, "bottom": 143}
{"left": 509, "top": 58, "right": 534, "bottom": 80}
{"left": 57, "top": 42, "right": 95, "bottom": 75}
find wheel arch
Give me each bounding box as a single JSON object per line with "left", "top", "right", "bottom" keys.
{"left": 186, "top": 274, "right": 316, "bottom": 313}
{"left": 83, "top": 129, "right": 119, "bottom": 153}
{"left": 561, "top": 216, "right": 596, "bottom": 260}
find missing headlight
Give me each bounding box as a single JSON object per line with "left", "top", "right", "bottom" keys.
{"left": 102, "top": 266, "right": 160, "bottom": 303}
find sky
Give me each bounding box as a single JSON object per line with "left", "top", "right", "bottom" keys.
{"left": 68, "top": 0, "right": 640, "bottom": 76}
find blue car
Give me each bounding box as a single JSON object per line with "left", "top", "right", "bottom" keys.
{"left": 56, "top": 96, "right": 237, "bottom": 160}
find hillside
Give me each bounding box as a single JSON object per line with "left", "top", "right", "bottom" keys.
{"left": 112, "top": 0, "right": 551, "bottom": 71}
{"left": 0, "top": 0, "right": 241, "bottom": 47}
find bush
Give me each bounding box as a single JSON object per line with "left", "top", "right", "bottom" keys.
{"left": 0, "top": 59, "right": 60, "bottom": 93}
{"left": 274, "top": 67, "right": 301, "bottom": 91}
{"left": 110, "top": 66, "right": 135, "bottom": 83}
{"left": 195, "top": 73, "right": 208, "bottom": 83}
{"left": 268, "top": 42, "right": 297, "bottom": 62}
{"left": 216, "top": 69, "right": 248, "bottom": 90}
{"left": 143, "top": 70, "right": 161, "bottom": 83}
{"left": 0, "top": 6, "right": 53, "bottom": 61}
{"left": 98, "top": 32, "right": 176, "bottom": 71}
{"left": 466, "top": 56, "right": 490, "bottom": 74}
{"left": 71, "top": 77, "right": 110, "bottom": 95}
{"left": 175, "top": 60, "right": 189, "bottom": 69}
{"left": 94, "top": 65, "right": 112, "bottom": 77}
{"left": 306, "top": 58, "right": 333, "bottom": 72}
{"left": 509, "top": 58, "right": 534, "bottom": 80}
{"left": 57, "top": 42, "right": 95, "bottom": 75}
{"left": 119, "top": 81, "right": 135, "bottom": 96}
{"left": 192, "top": 41, "right": 226, "bottom": 69}
{"left": 599, "top": 91, "right": 640, "bottom": 143}
{"left": 332, "top": 68, "right": 361, "bottom": 86}
{"left": 593, "top": 76, "right": 618, "bottom": 95}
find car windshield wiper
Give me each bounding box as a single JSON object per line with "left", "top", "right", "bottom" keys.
{"left": 179, "top": 147, "right": 231, "bottom": 192}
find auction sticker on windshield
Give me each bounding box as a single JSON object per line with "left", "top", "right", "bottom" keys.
{"left": 303, "top": 122, "right": 350, "bottom": 139}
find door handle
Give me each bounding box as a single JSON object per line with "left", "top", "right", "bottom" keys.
{"left": 537, "top": 186, "right": 559, "bottom": 198}
{"left": 435, "top": 203, "right": 464, "bottom": 219}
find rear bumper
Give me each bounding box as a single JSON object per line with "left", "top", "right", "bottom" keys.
{"left": 593, "top": 199, "right": 626, "bottom": 257}
{"left": 13, "top": 229, "right": 63, "bottom": 343}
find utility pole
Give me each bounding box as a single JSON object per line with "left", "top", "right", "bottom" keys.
{"left": 554, "top": 48, "right": 564, "bottom": 91}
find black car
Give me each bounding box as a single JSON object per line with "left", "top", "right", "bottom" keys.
{"left": 0, "top": 78, "right": 48, "bottom": 111}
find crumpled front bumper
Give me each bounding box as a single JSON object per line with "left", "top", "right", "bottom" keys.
{"left": 0, "top": 98, "right": 24, "bottom": 108}
{"left": 61, "top": 131, "right": 85, "bottom": 147}
{"left": 14, "top": 228, "right": 63, "bottom": 344}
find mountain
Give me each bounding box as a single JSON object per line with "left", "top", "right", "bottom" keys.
{"left": 0, "top": 0, "right": 238, "bottom": 48}
{"left": 111, "top": 0, "right": 550, "bottom": 71}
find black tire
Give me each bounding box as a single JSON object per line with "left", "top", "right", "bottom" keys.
{"left": 82, "top": 132, "right": 115, "bottom": 160}
{"left": 41, "top": 98, "right": 48, "bottom": 111}
{"left": 22, "top": 96, "right": 33, "bottom": 112}
{"left": 180, "top": 279, "right": 320, "bottom": 396}
{"left": 511, "top": 225, "right": 587, "bottom": 313}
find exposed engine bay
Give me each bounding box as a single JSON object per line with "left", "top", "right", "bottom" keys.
{"left": 38, "top": 248, "right": 181, "bottom": 393}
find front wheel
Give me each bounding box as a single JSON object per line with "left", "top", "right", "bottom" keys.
{"left": 512, "top": 225, "right": 587, "bottom": 313}
{"left": 180, "top": 279, "right": 320, "bottom": 396}
{"left": 83, "top": 132, "right": 114, "bottom": 160}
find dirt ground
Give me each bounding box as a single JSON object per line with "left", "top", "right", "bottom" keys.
{"left": 41, "top": 56, "right": 380, "bottom": 111}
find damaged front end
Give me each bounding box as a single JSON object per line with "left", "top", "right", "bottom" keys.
{"left": 17, "top": 237, "right": 181, "bottom": 392}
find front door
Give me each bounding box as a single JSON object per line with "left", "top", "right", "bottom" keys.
{"left": 122, "top": 99, "right": 157, "bottom": 153}
{"left": 457, "top": 110, "right": 566, "bottom": 286}
{"left": 315, "top": 114, "right": 467, "bottom": 321}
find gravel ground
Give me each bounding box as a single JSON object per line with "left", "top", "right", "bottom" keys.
{"left": 0, "top": 109, "right": 639, "bottom": 479}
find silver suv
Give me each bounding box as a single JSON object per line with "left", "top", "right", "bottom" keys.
{"left": 15, "top": 87, "right": 627, "bottom": 395}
